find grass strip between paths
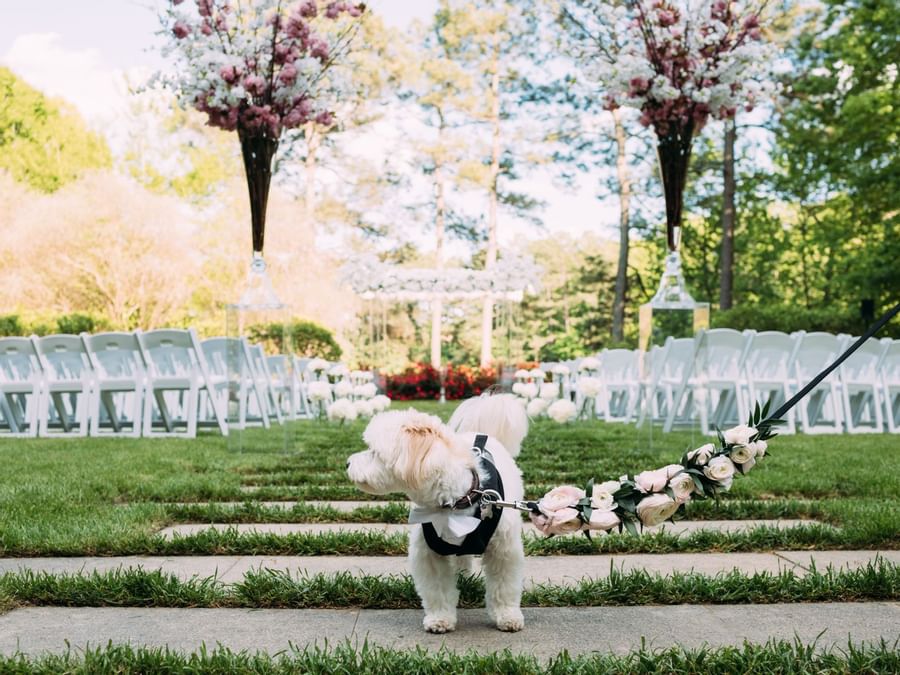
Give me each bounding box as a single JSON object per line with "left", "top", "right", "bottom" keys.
{"left": 5, "top": 521, "right": 894, "bottom": 557}
{"left": 1, "top": 639, "right": 899, "bottom": 675}
{"left": 0, "top": 560, "right": 896, "bottom": 611}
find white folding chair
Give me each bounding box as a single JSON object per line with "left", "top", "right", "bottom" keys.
{"left": 266, "top": 354, "right": 295, "bottom": 421}
{"left": 637, "top": 342, "right": 668, "bottom": 428}
{"left": 33, "top": 335, "right": 92, "bottom": 437}
{"left": 199, "top": 337, "right": 236, "bottom": 435}
{"left": 838, "top": 337, "right": 887, "bottom": 433}
{"left": 661, "top": 337, "right": 699, "bottom": 432}
{"left": 791, "top": 331, "right": 847, "bottom": 434}
{"left": 249, "top": 343, "right": 283, "bottom": 425}
{"left": 0, "top": 337, "right": 43, "bottom": 437}
{"left": 596, "top": 349, "right": 640, "bottom": 423}
{"left": 881, "top": 339, "right": 900, "bottom": 433}
{"left": 82, "top": 332, "right": 147, "bottom": 437}
{"left": 138, "top": 329, "right": 224, "bottom": 437}
{"left": 692, "top": 328, "right": 753, "bottom": 435}
{"left": 742, "top": 331, "right": 801, "bottom": 435}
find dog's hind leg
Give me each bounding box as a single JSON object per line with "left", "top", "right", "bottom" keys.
{"left": 409, "top": 527, "right": 460, "bottom": 633}
{"left": 482, "top": 516, "right": 525, "bottom": 632}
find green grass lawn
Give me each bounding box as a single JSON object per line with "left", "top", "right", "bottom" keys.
{"left": 1, "top": 403, "right": 898, "bottom": 556}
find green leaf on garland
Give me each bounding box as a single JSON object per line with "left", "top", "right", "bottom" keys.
{"left": 623, "top": 519, "right": 638, "bottom": 537}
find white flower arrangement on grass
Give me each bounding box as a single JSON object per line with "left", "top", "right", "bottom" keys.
{"left": 328, "top": 364, "right": 350, "bottom": 380}
{"left": 578, "top": 356, "right": 601, "bottom": 372}
{"left": 530, "top": 368, "right": 546, "bottom": 382}
{"left": 351, "top": 370, "right": 375, "bottom": 382}
{"left": 526, "top": 398, "right": 551, "bottom": 417}
{"left": 334, "top": 380, "right": 354, "bottom": 398}
{"left": 547, "top": 398, "right": 578, "bottom": 423}
{"left": 531, "top": 402, "right": 782, "bottom": 536}
{"left": 371, "top": 394, "right": 392, "bottom": 413}
{"left": 539, "top": 383, "right": 559, "bottom": 400}
{"left": 551, "top": 364, "right": 570, "bottom": 376}
{"left": 327, "top": 397, "right": 357, "bottom": 422}
{"left": 354, "top": 398, "right": 375, "bottom": 418}
{"left": 353, "top": 383, "right": 378, "bottom": 399}
{"left": 514, "top": 369, "right": 531, "bottom": 380}
{"left": 306, "top": 358, "right": 329, "bottom": 374}
{"left": 307, "top": 380, "right": 332, "bottom": 419}
{"left": 576, "top": 376, "right": 603, "bottom": 419}
{"left": 513, "top": 382, "right": 539, "bottom": 401}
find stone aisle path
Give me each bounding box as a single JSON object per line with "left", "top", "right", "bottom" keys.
{"left": 2, "top": 604, "right": 898, "bottom": 658}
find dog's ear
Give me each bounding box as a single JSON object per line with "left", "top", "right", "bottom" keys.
{"left": 397, "top": 421, "right": 448, "bottom": 489}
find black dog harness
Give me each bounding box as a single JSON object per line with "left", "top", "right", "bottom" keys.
{"left": 422, "top": 434, "right": 504, "bottom": 556}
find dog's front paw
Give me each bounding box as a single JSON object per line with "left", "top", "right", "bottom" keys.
{"left": 494, "top": 609, "right": 524, "bottom": 632}
{"left": 423, "top": 614, "right": 457, "bottom": 634}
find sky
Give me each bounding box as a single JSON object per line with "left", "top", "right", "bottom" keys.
{"left": 0, "top": 0, "right": 625, "bottom": 252}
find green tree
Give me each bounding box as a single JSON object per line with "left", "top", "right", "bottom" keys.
{"left": 0, "top": 68, "right": 111, "bottom": 192}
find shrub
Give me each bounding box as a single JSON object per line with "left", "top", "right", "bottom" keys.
{"left": 711, "top": 303, "right": 897, "bottom": 337}
{"left": 55, "top": 313, "right": 102, "bottom": 335}
{"left": 384, "top": 363, "right": 498, "bottom": 401}
{"left": 248, "top": 320, "right": 341, "bottom": 359}
{"left": 0, "top": 315, "right": 23, "bottom": 336}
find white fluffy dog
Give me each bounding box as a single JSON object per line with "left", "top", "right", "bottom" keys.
{"left": 346, "top": 393, "right": 528, "bottom": 633}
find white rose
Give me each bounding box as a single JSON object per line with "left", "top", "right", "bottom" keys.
{"left": 704, "top": 455, "right": 736, "bottom": 485}
{"left": 520, "top": 383, "right": 538, "bottom": 400}
{"left": 591, "top": 480, "right": 620, "bottom": 511}
{"left": 514, "top": 369, "right": 530, "bottom": 380}
{"left": 511, "top": 382, "right": 526, "bottom": 396}
{"left": 729, "top": 444, "right": 755, "bottom": 465}
{"left": 747, "top": 439, "right": 768, "bottom": 457}
{"left": 526, "top": 398, "right": 550, "bottom": 417}
{"left": 736, "top": 456, "right": 756, "bottom": 473}
{"left": 723, "top": 424, "right": 757, "bottom": 447}
{"left": 547, "top": 399, "right": 577, "bottom": 423}
{"left": 328, "top": 364, "right": 350, "bottom": 378}
{"left": 539, "top": 383, "right": 558, "bottom": 399}
{"left": 306, "top": 358, "right": 328, "bottom": 373}
{"left": 668, "top": 472, "right": 695, "bottom": 504}
{"left": 636, "top": 493, "right": 679, "bottom": 527}
{"left": 552, "top": 364, "right": 570, "bottom": 376}
{"left": 334, "top": 380, "right": 353, "bottom": 398}
{"left": 530, "top": 368, "right": 546, "bottom": 381}
{"left": 687, "top": 443, "right": 716, "bottom": 466}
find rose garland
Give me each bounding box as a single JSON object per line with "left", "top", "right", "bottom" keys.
{"left": 531, "top": 401, "right": 783, "bottom": 536}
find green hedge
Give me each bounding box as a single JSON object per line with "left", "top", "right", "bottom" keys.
{"left": 248, "top": 320, "right": 342, "bottom": 359}
{"left": 711, "top": 304, "right": 899, "bottom": 338}
{"left": 0, "top": 313, "right": 105, "bottom": 336}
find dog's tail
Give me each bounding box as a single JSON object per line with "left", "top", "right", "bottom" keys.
{"left": 448, "top": 392, "right": 528, "bottom": 458}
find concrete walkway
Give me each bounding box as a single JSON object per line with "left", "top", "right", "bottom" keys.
{"left": 1, "top": 551, "right": 895, "bottom": 585}
{"left": 2, "top": 603, "right": 897, "bottom": 658}
{"left": 167, "top": 501, "right": 406, "bottom": 511}
{"left": 157, "top": 519, "right": 824, "bottom": 539}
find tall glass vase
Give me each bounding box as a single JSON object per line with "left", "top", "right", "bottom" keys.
{"left": 637, "top": 123, "right": 709, "bottom": 443}
{"left": 226, "top": 131, "right": 292, "bottom": 453}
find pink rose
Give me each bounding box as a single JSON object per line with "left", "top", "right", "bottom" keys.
{"left": 635, "top": 464, "right": 681, "bottom": 493}
{"left": 586, "top": 509, "right": 620, "bottom": 532}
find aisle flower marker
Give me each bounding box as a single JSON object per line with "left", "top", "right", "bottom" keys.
{"left": 531, "top": 400, "right": 783, "bottom": 537}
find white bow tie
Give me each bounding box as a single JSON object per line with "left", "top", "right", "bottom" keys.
{"left": 408, "top": 505, "right": 481, "bottom": 545}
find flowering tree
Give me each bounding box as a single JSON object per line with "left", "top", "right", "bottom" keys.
{"left": 159, "top": 0, "right": 365, "bottom": 255}
{"left": 563, "top": 0, "right": 774, "bottom": 250}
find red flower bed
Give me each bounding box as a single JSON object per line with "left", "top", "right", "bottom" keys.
{"left": 385, "top": 363, "right": 498, "bottom": 401}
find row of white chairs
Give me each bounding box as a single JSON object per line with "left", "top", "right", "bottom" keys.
{"left": 0, "top": 330, "right": 355, "bottom": 438}
{"left": 543, "top": 329, "right": 900, "bottom": 435}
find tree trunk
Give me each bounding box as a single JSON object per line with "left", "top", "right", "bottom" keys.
{"left": 719, "top": 118, "right": 736, "bottom": 310}
{"left": 304, "top": 121, "right": 320, "bottom": 230}
{"left": 480, "top": 40, "right": 501, "bottom": 368}
{"left": 431, "top": 124, "right": 447, "bottom": 369}
{"left": 611, "top": 109, "right": 631, "bottom": 343}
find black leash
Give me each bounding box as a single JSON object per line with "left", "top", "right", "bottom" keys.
{"left": 765, "top": 302, "right": 900, "bottom": 424}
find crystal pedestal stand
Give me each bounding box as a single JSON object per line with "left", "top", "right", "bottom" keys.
{"left": 226, "top": 254, "right": 292, "bottom": 453}
{"left": 637, "top": 248, "right": 709, "bottom": 448}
